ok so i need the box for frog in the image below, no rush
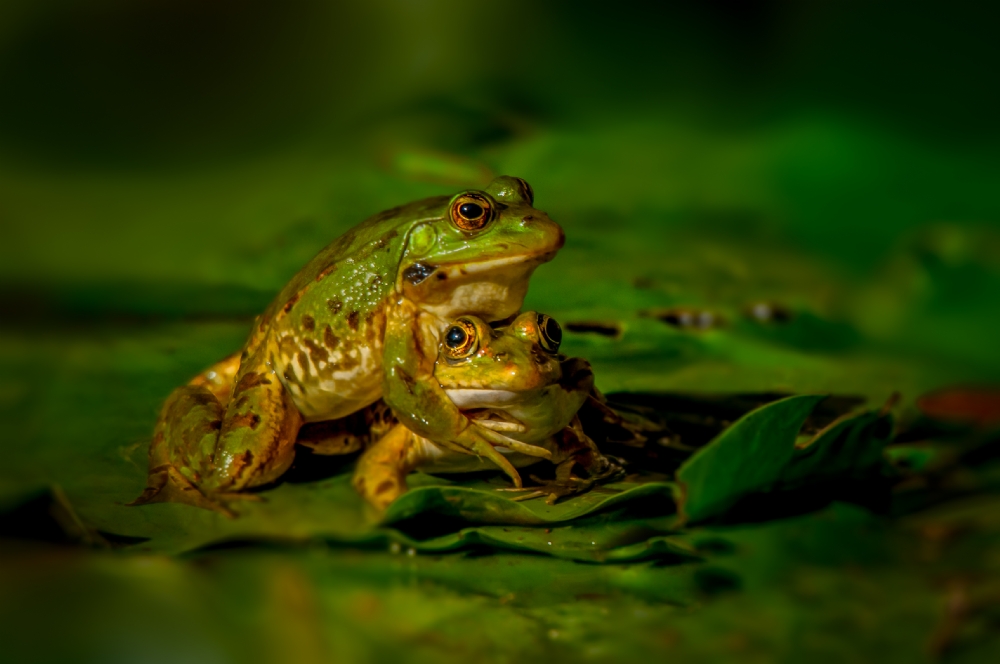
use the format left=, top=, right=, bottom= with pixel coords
left=129, top=176, right=564, bottom=515
left=352, top=311, right=621, bottom=510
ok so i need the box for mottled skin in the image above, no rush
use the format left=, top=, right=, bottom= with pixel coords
left=353, top=312, right=618, bottom=510
left=130, top=177, right=563, bottom=514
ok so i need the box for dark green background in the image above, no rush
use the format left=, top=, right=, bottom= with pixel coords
left=1, top=2, right=998, bottom=662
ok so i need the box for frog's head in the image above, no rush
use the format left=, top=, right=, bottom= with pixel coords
left=434, top=312, right=593, bottom=444
left=399, top=176, right=564, bottom=322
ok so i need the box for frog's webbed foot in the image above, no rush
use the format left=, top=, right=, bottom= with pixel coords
left=519, top=455, right=625, bottom=505
left=500, top=420, right=625, bottom=504
left=127, top=465, right=258, bottom=519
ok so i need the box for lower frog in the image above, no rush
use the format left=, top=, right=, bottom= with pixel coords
left=352, top=312, right=622, bottom=510
left=132, top=311, right=619, bottom=516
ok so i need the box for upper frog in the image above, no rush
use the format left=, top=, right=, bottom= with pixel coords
left=249, top=176, right=563, bottom=421
left=132, top=176, right=564, bottom=512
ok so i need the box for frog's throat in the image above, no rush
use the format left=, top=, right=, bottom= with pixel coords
left=444, top=388, right=522, bottom=408
left=403, top=250, right=555, bottom=321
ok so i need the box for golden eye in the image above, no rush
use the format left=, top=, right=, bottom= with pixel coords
left=450, top=193, right=493, bottom=231
left=537, top=314, right=562, bottom=353
left=443, top=318, right=479, bottom=358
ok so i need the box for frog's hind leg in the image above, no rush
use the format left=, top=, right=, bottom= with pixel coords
left=297, top=401, right=396, bottom=456
left=207, top=351, right=304, bottom=493
left=188, top=351, right=243, bottom=406
left=352, top=424, right=419, bottom=510
left=529, top=417, right=625, bottom=505
left=127, top=385, right=244, bottom=517
left=130, top=347, right=303, bottom=516
left=296, top=419, right=367, bottom=456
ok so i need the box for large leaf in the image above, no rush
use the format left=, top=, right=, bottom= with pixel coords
left=676, top=395, right=894, bottom=524
left=786, top=408, right=894, bottom=485
left=0, top=392, right=893, bottom=564
left=676, top=395, right=825, bottom=523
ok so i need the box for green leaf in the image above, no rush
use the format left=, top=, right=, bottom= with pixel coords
left=676, top=396, right=895, bottom=524
left=381, top=481, right=677, bottom=527
left=785, top=409, right=894, bottom=486
left=23, top=463, right=683, bottom=560
left=676, top=395, right=826, bottom=523
left=356, top=514, right=698, bottom=564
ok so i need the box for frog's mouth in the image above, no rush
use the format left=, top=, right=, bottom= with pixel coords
left=444, top=388, right=522, bottom=409
left=436, top=250, right=558, bottom=278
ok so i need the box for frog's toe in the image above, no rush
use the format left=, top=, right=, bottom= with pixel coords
left=474, top=419, right=527, bottom=434
left=588, top=455, right=627, bottom=483
left=127, top=486, right=165, bottom=508
left=473, top=424, right=553, bottom=460
left=215, top=492, right=265, bottom=503
left=127, top=465, right=238, bottom=518
left=526, top=456, right=625, bottom=504
left=462, top=432, right=524, bottom=488
left=126, top=464, right=171, bottom=506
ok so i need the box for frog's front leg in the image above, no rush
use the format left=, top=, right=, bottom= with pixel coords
left=381, top=303, right=551, bottom=488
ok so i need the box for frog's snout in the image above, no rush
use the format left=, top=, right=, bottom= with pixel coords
left=520, top=213, right=565, bottom=251
left=553, top=224, right=566, bottom=250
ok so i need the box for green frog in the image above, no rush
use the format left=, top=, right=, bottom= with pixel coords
left=130, top=177, right=564, bottom=514
left=352, top=312, right=620, bottom=510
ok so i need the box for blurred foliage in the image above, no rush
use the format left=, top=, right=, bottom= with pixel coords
left=1, top=1, right=999, bottom=662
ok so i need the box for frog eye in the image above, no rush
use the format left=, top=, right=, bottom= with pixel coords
left=450, top=193, right=493, bottom=231
left=443, top=318, right=479, bottom=359
left=537, top=314, right=562, bottom=354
